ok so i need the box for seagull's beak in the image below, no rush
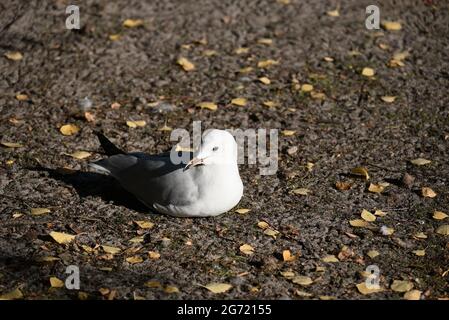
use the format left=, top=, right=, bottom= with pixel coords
left=183, top=157, right=204, bottom=171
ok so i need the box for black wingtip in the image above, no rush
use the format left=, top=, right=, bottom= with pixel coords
left=93, top=130, right=126, bottom=156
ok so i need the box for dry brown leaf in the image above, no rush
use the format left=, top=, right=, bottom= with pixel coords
left=382, top=21, right=402, bottom=31
left=231, top=97, right=247, bottom=106
left=258, top=77, right=271, bottom=85
left=422, top=187, right=437, bottom=198
left=404, top=290, right=421, bottom=300
left=436, top=225, right=449, bottom=236
left=381, top=96, right=396, bottom=103
left=351, top=167, right=370, bottom=180
left=322, top=255, right=339, bottom=263
left=129, top=235, right=144, bottom=243
left=235, top=208, right=250, bottom=214
left=292, top=188, right=310, bottom=196
left=1, top=141, right=23, bottom=148
left=291, top=276, right=313, bottom=286
left=123, top=19, right=144, bottom=28
left=49, top=231, right=76, bottom=244
left=111, top=102, right=121, bottom=109
left=414, top=232, right=427, bottom=239
left=368, top=183, right=385, bottom=193
left=164, top=286, right=179, bottom=294
left=280, top=270, right=295, bottom=278
left=257, top=59, right=278, bottom=68
left=410, top=158, right=431, bottom=165
left=126, top=120, right=146, bottom=128
left=60, top=124, right=80, bottom=136
left=235, top=47, right=249, bottom=54
left=50, top=277, right=64, bottom=288
left=391, top=280, right=413, bottom=292
left=239, top=244, right=254, bottom=255
left=326, top=9, right=340, bottom=17
left=102, top=245, right=121, bottom=254
left=374, top=210, right=387, bottom=217
left=301, top=84, right=314, bottom=92
left=239, top=67, right=253, bottom=73
left=362, top=67, right=375, bottom=77
left=336, top=181, right=351, bottom=191
left=109, top=34, right=121, bottom=41
left=361, top=209, right=376, bottom=222
left=257, top=221, right=269, bottom=229
left=263, top=101, right=277, bottom=108
left=31, top=207, right=51, bottom=216
left=350, top=219, right=369, bottom=228
left=177, top=57, right=195, bottom=71
left=16, top=94, right=28, bottom=101
left=65, top=151, right=91, bottom=160
left=198, top=101, right=217, bottom=111
left=367, top=250, right=380, bottom=258
left=145, top=281, right=161, bottom=288
left=356, top=282, right=384, bottom=295
left=134, top=220, right=154, bottom=229
left=203, top=50, right=217, bottom=56
left=412, top=249, right=426, bottom=257
left=323, top=56, right=334, bottom=62
left=203, top=283, right=232, bottom=293
left=257, top=38, right=273, bottom=45
left=5, top=51, right=23, bottom=61
left=282, top=250, right=296, bottom=262
left=433, top=211, right=448, bottom=220
left=310, top=91, right=326, bottom=100
left=148, top=251, right=160, bottom=260
left=282, top=130, right=296, bottom=136
left=0, top=288, right=23, bottom=300
left=263, top=228, right=280, bottom=238
left=126, top=256, right=143, bottom=264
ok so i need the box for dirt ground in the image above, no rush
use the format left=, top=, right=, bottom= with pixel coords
left=0, top=0, right=448, bottom=300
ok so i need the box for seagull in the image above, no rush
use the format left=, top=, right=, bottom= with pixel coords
left=90, top=129, right=244, bottom=217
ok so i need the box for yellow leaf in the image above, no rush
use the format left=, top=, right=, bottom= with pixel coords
left=258, top=77, right=271, bottom=84
left=134, top=220, right=155, bottom=229
left=60, top=124, right=80, bottom=136
left=282, top=130, right=296, bottom=136
left=239, top=66, right=253, bottom=73
left=15, top=94, right=28, bottom=101
left=367, top=250, right=379, bottom=258
left=177, top=57, right=195, bottom=71
left=31, top=208, right=51, bottom=216
left=410, top=158, right=431, bottom=165
left=433, top=211, right=448, bottom=220
left=351, top=167, right=370, bottom=180
left=49, top=231, right=76, bottom=244
left=404, top=290, right=421, bottom=300
left=292, top=188, right=310, bottom=195
left=280, top=270, right=295, bottom=278
left=306, top=162, right=314, bottom=171
left=12, top=213, right=23, bottom=219
left=292, top=276, right=313, bottom=286
left=361, top=209, right=376, bottom=222
left=231, top=97, right=247, bottom=106
left=381, top=96, right=396, bottom=103
left=301, top=84, right=314, bottom=92
left=203, top=283, right=232, bottom=293
left=235, top=208, right=250, bottom=214
left=50, top=277, right=64, bottom=288
left=323, top=56, right=334, bottom=62
left=129, top=235, right=144, bottom=243
left=123, top=19, right=144, bottom=28
left=126, top=120, right=146, bottom=128
left=203, top=50, right=217, bottom=56
left=356, top=283, right=384, bottom=295
left=109, top=34, right=121, bottom=41
left=422, top=187, right=437, bottom=198
left=350, top=219, right=369, bottom=227
left=436, top=225, right=449, bottom=236
left=263, top=101, right=277, bottom=108
left=198, top=101, right=217, bottom=111
left=0, top=288, right=23, bottom=300
left=102, top=245, right=121, bottom=254
left=257, top=59, right=278, bottom=68
left=264, top=228, right=280, bottom=238
left=257, top=38, right=273, bottom=45
left=126, top=255, right=143, bottom=264
left=239, top=244, right=254, bottom=255
left=145, top=281, right=161, bottom=288
left=310, top=91, right=326, bottom=100
left=368, top=183, right=385, bottom=193
left=65, top=151, right=91, bottom=159
left=148, top=251, right=160, bottom=259
left=391, top=280, right=413, bottom=292
left=322, top=255, right=339, bottom=263
left=362, top=67, right=375, bottom=77
left=326, top=9, right=339, bottom=17
left=282, top=250, right=295, bottom=262
left=412, top=249, right=425, bottom=257
left=319, top=295, right=336, bottom=300
left=235, top=47, right=249, bottom=54
left=378, top=43, right=389, bottom=50
left=382, top=21, right=402, bottom=31
left=164, top=286, right=179, bottom=294
left=1, top=141, right=23, bottom=148
left=257, top=221, right=269, bottom=229
left=374, top=210, right=387, bottom=217
left=414, top=232, right=427, bottom=239
left=5, top=51, right=23, bottom=61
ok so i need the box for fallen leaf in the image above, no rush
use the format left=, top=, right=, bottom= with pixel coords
left=382, top=21, right=402, bottom=31
left=323, top=56, right=334, bottom=62
left=235, top=208, right=250, bottom=214
left=381, top=96, right=396, bottom=103
left=391, top=280, right=413, bottom=292
left=164, top=286, right=179, bottom=294
left=350, top=219, right=370, bottom=228
left=5, top=51, right=23, bottom=61
left=336, top=181, right=352, bottom=191
left=50, top=277, right=64, bottom=288
left=129, top=235, right=144, bottom=243
left=65, top=151, right=91, bottom=160
left=145, top=281, right=161, bottom=288
left=203, top=50, right=217, bottom=56
left=280, top=271, right=295, bottom=278
left=412, top=249, right=426, bottom=257
left=239, top=66, right=253, bottom=73
left=126, top=120, right=146, bottom=128
left=31, top=208, right=51, bottom=216
left=404, top=290, right=421, bottom=300
left=378, top=43, right=389, bottom=50
left=134, top=220, right=154, bottom=229
left=292, top=188, right=310, bottom=195
left=257, top=38, right=273, bottom=45
left=109, top=34, right=121, bottom=41
left=433, top=211, right=448, bottom=220
left=263, top=101, right=277, bottom=108
left=322, top=255, right=339, bottom=263
left=231, top=98, right=247, bottom=106
left=356, top=283, right=383, bottom=295
left=12, top=212, right=23, bottom=219
left=111, top=102, right=121, bottom=109
left=414, top=232, right=427, bottom=239
left=282, top=130, right=296, bottom=136
left=351, top=167, right=370, bottom=180
left=84, top=111, right=95, bottom=122
left=292, top=276, right=313, bottom=286
left=326, top=9, right=340, bottom=17
left=49, top=231, right=76, bottom=244
left=319, top=295, right=336, bottom=300
left=380, top=225, right=395, bottom=236
left=282, top=250, right=295, bottom=262
left=306, top=162, right=314, bottom=171
left=257, top=221, right=269, bottom=229
left=38, top=256, right=61, bottom=262
left=239, top=244, right=254, bottom=255
left=102, top=245, right=121, bottom=254
left=148, top=251, right=160, bottom=259
left=177, top=57, right=195, bottom=71
left=126, top=256, right=143, bottom=264
left=310, top=91, right=326, bottom=100
left=123, top=19, right=144, bottom=28
left=1, top=142, right=23, bottom=148
left=361, top=209, right=376, bottom=222
left=374, top=210, right=387, bottom=217
left=257, top=59, right=278, bottom=68
left=367, top=250, right=380, bottom=258
left=235, top=47, right=249, bottom=54
left=15, top=94, right=28, bottom=101
left=60, top=124, right=80, bottom=136
left=0, top=288, right=23, bottom=300
left=368, top=183, right=385, bottom=193
left=203, top=283, right=232, bottom=293
left=410, top=158, right=431, bottom=166
left=436, top=225, right=449, bottom=236
left=301, top=84, right=313, bottom=92
left=422, top=187, right=437, bottom=198
left=198, top=101, right=217, bottom=111
left=258, top=77, right=271, bottom=85
left=264, top=228, right=280, bottom=238
left=362, top=67, right=375, bottom=77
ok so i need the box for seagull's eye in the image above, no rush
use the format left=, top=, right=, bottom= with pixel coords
left=212, top=146, right=219, bottom=152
